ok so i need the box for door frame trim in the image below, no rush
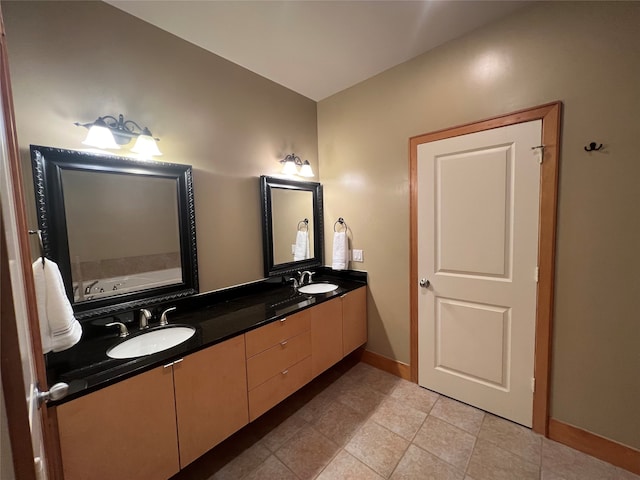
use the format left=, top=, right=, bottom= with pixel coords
left=409, top=101, right=562, bottom=434
left=1, top=7, right=63, bottom=478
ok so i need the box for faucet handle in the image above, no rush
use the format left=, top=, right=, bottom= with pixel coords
left=160, top=307, right=177, bottom=326
left=106, top=322, right=129, bottom=338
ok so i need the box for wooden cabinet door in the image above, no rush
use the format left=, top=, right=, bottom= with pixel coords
left=342, top=287, right=368, bottom=356
left=173, top=335, right=249, bottom=468
left=311, top=297, right=343, bottom=377
left=56, top=366, right=180, bottom=480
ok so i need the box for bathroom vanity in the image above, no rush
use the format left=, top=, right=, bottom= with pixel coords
left=30, top=146, right=366, bottom=479
left=50, top=272, right=367, bottom=480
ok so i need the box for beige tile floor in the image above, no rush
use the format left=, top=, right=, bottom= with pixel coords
left=172, top=359, right=639, bottom=480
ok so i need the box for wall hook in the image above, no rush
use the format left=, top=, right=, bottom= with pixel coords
left=584, top=142, right=603, bottom=152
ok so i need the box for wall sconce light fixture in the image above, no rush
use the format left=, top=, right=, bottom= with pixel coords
left=280, top=153, right=314, bottom=177
left=75, top=114, right=162, bottom=157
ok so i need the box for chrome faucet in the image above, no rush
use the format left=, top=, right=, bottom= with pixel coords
left=106, top=321, right=129, bottom=338
left=288, top=277, right=300, bottom=291
left=139, top=309, right=152, bottom=330
left=160, top=307, right=177, bottom=326
left=298, top=271, right=314, bottom=286
left=84, top=280, right=99, bottom=295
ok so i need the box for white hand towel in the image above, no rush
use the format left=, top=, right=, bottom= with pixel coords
left=293, top=230, right=309, bottom=261
left=32, top=258, right=82, bottom=353
left=332, top=231, right=348, bottom=270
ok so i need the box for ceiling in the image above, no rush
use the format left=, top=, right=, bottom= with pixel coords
left=106, top=1, right=529, bottom=101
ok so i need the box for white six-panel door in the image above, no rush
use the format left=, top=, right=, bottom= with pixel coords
left=417, top=120, right=541, bottom=427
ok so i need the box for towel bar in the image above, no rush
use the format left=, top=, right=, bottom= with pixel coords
left=297, top=218, right=309, bottom=231
left=334, top=217, right=348, bottom=232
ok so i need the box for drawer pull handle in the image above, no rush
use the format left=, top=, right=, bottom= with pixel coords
left=281, top=369, right=289, bottom=375
left=163, top=358, right=184, bottom=368
left=280, top=318, right=287, bottom=323
left=280, top=341, right=288, bottom=347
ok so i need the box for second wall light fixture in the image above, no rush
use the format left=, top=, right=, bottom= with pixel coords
left=75, top=114, right=162, bottom=158
left=280, top=153, right=314, bottom=177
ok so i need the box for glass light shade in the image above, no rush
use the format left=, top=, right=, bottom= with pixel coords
left=281, top=159, right=298, bottom=175
left=298, top=160, right=314, bottom=177
left=131, top=134, right=163, bottom=157
left=82, top=125, right=119, bottom=150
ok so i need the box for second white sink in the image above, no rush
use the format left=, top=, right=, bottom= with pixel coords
left=107, top=325, right=196, bottom=359
left=297, top=283, right=339, bottom=294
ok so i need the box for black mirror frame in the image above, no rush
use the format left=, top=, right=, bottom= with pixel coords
left=260, top=175, right=324, bottom=277
left=30, top=145, right=199, bottom=321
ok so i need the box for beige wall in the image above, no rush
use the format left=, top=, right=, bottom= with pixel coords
left=3, top=0, right=318, bottom=291
left=318, top=2, right=640, bottom=449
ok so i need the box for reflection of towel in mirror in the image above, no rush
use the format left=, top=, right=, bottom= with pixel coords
left=293, top=230, right=309, bottom=261
left=332, top=231, right=348, bottom=270
left=32, top=258, right=82, bottom=353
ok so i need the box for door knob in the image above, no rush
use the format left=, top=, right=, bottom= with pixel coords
left=36, top=382, right=69, bottom=406
left=419, top=278, right=430, bottom=288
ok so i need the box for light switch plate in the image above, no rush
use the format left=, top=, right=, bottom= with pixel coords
left=352, top=249, right=364, bottom=262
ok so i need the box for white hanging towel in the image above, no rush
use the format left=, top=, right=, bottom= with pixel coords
left=293, top=230, right=309, bottom=261
left=32, top=258, right=82, bottom=353
left=332, top=231, right=348, bottom=270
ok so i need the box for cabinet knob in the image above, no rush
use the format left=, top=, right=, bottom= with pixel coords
left=280, top=341, right=288, bottom=347
left=281, top=369, right=289, bottom=375
left=280, top=318, right=286, bottom=323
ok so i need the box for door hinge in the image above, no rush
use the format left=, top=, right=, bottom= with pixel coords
left=535, top=266, right=539, bottom=283
left=531, top=377, right=536, bottom=392
left=532, top=145, right=544, bottom=164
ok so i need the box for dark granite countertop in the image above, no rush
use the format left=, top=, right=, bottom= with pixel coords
left=46, top=269, right=367, bottom=405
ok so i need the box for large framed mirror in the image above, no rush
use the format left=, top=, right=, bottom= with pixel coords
left=260, top=176, right=324, bottom=277
left=31, top=145, right=198, bottom=320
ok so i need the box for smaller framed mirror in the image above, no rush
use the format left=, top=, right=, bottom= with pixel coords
left=260, top=176, right=324, bottom=277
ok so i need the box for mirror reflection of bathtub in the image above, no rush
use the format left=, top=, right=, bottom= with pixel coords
left=74, top=267, right=183, bottom=301
left=31, top=145, right=199, bottom=320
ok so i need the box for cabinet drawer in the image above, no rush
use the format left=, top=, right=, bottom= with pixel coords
left=247, top=330, right=311, bottom=390
left=248, top=356, right=312, bottom=421
left=245, top=308, right=311, bottom=357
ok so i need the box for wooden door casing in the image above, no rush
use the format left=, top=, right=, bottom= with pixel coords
left=409, top=102, right=562, bottom=434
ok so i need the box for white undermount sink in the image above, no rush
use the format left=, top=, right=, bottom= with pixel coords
left=107, top=325, right=196, bottom=359
left=297, top=283, right=339, bottom=294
